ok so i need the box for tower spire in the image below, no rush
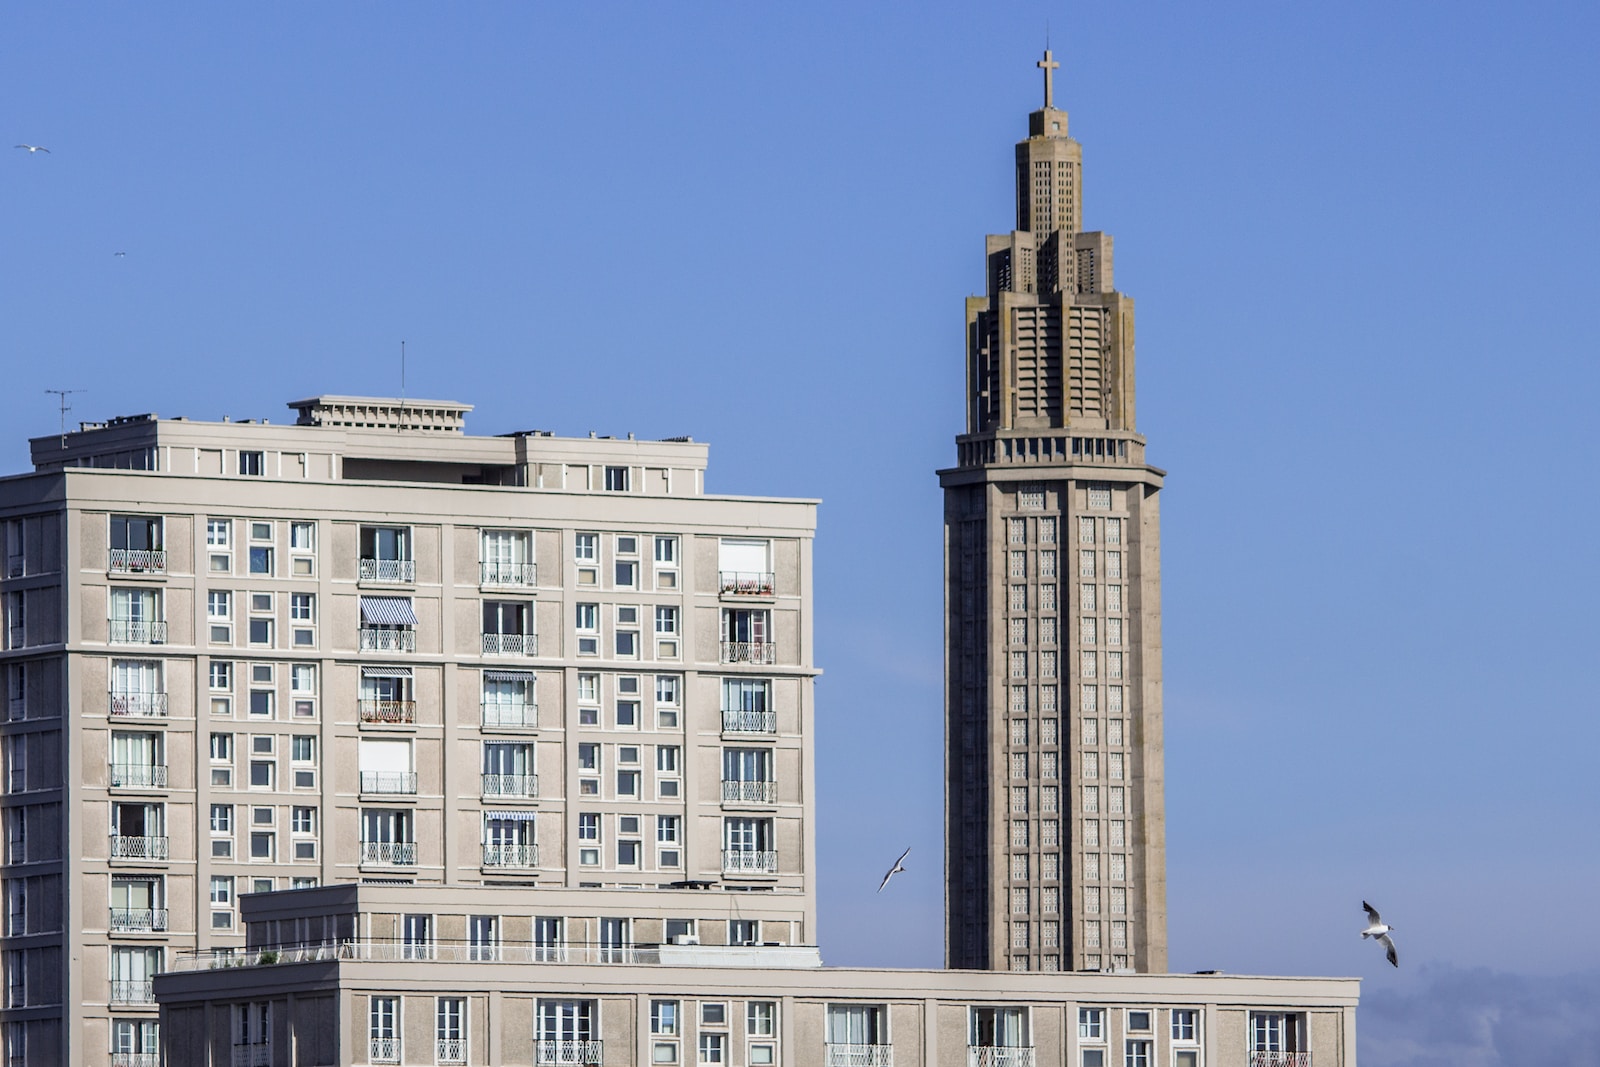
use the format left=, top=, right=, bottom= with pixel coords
left=1037, top=48, right=1060, bottom=109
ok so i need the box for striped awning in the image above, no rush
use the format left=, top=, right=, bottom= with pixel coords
left=361, top=666, right=413, bottom=679
left=483, top=810, right=538, bottom=822
left=360, top=597, right=417, bottom=625
left=483, top=670, right=535, bottom=683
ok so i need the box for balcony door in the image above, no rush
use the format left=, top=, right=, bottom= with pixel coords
left=537, top=999, right=595, bottom=1042
left=111, top=659, right=161, bottom=697
left=827, top=1004, right=887, bottom=1046
left=970, top=1007, right=1028, bottom=1048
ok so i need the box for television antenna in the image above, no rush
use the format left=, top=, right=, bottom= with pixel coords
left=44, top=388, right=85, bottom=449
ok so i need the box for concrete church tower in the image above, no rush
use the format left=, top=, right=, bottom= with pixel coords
left=940, top=51, right=1167, bottom=973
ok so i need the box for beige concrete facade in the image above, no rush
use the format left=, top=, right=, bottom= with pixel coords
left=941, top=57, right=1167, bottom=973
left=0, top=397, right=818, bottom=1066
left=153, top=884, right=1355, bottom=1067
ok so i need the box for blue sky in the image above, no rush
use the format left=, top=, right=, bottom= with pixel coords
left=5, top=3, right=1599, bottom=1061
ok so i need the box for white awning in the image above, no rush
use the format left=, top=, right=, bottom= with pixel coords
left=361, top=666, right=414, bottom=679
left=483, top=670, right=535, bottom=683
left=483, top=810, right=538, bottom=822
left=361, top=597, right=417, bottom=625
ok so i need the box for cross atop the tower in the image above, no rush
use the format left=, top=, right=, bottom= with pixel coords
left=1037, top=49, right=1060, bottom=109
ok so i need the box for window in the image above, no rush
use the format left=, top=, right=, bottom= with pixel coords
left=249, top=759, right=274, bottom=789
left=696, top=1033, right=725, bottom=1064
left=290, top=521, right=315, bottom=550
left=1171, top=1009, right=1198, bottom=1042
left=578, top=812, right=600, bottom=866
left=827, top=1004, right=887, bottom=1048
left=248, top=616, right=274, bottom=646
left=970, top=1006, right=1028, bottom=1050
left=238, top=451, right=264, bottom=476
left=721, top=609, right=771, bottom=662
left=207, top=518, right=232, bottom=572
left=249, top=831, right=274, bottom=860
left=359, top=526, right=413, bottom=582
left=536, top=1000, right=595, bottom=1054
left=370, top=996, right=399, bottom=1063
left=1127, top=1010, right=1151, bottom=1032
left=249, top=543, right=273, bottom=576
left=657, top=815, right=681, bottom=867
left=1250, top=1013, right=1304, bottom=1054
left=655, top=605, right=679, bottom=637
left=576, top=603, right=599, bottom=656
left=730, top=919, right=759, bottom=946
left=605, top=466, right=630, bottom=492
left=651, top=1000, right=680, bottom=1035
left=291, top=806, right=316, bottom=834
left=574, top=533, right=598, bottom=564
left=1123, top=1040, right=1151, bottom=1067
left=436, top=998, right=466, bottom=1064
left=654, top=535, right=678, bottom=564
left=468, top=915, right=499, bottom=961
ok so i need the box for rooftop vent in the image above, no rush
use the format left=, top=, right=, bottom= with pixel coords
left=287, top=395, right=473, bottom=433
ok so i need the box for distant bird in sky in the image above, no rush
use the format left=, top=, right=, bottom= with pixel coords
left=877, top=847, right=911, bottom=893
left=14, top=144, right=50, bottom=153
left=1360, top=901, right=1398, bottom=967
left=114, top=252, right=126, bottom=257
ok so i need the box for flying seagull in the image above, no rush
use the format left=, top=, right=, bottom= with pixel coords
left=14, top=144, right=50, bottom=153
left=877, top=847, right=911, bottom=893
left=1360, top=901, right=1398, bottom=967
left=114, top=252, right=126, bottom=257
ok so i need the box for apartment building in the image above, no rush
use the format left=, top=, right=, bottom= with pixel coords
left=153, top=883, right=1354, bottom=1067
left=941, top=52, right=1167, bottom=973
left=0, top=395, right=817, bottom=1067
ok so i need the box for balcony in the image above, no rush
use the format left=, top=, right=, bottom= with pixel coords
left=828, top=1045, right=894, bottom=1067
left=722, top=708, right=777, bottom=735
left=230, top=1046, right=271, bottom=1067
left=481, top=561, right=536, bottom=587
left=109, top=549, right=167, bottom=575
left=722, top=849, right=778, bottom=875
left=536, top=1040, right=603, bottom=1066
left=721, top=641, right=775, bottom=664
left=437, top=1038, right=467, bottom=1065
left=482, top=842, right=539, bottom=868
left=481, top=773, right=538, bottom=799
left=1249, top=1055, right=1311, bottom=1067
left=110, top=979, right=155, bottom=1005
left=483, top=632, right=537, bottom=656
left=722, top=779, right=778, bottom=805
left=720, top=571, right=775, bottom=596
left=110, top=692, right=169, bottom=718
left=359, top=558, right=415, bottom=583
left=967, top=1049, right=1035, bottom=1067
left=359, top=699, right=416, bottom=724
left=109, top=620, right=168, bottom=645
left=359, top=627, right=416, bottom=653
left=368, top=1038, right=400, bottom=1064
left=112, top=1055, right=161, bottom=1067
left=360, top=771, right=418, bottom=795
left=109, top=907, right=169, bottom=932
left=359, top=841, right=417, bottom=866
left=109, top=835, right=169, bottom=861
left=482, top=702, right=537, bottom=729
left=110, top=764, right=169, bottom=790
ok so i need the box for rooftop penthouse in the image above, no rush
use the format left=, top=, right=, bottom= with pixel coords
left=28, top=395, right=710, bottom=494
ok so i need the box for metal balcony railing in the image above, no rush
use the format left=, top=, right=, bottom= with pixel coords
left=359, top=699, right=416, bottom=724
left=110, top=764, right=169, bottom=789
left=482, top=632, right=537, bottom=655
left=481, top=772, right=538, bottom=798
left=722, top=779, right=778, bottom=804
left=719, top=571, right=775, bottom=596
left=112, top=1054, right=161, bottom=1067
left=359, top=558, right=415, bottom=583
left=721, top=641, right=775, bottom=664
left=359, top=841, right=417, bottom=866
left=110, top=692, right=168, bottom=717
left=368, top=1037, right=400, bottom=1064
left=536, top=1039, right=603, bottom=1065
left=360, top=771, right=418, bottom=795
left=481, top=843, right=539, bottom=868
left=1249, top=1054, right=1312, bottom=1067
left=230, top=1045, right=270, bottom=1067
left=721, top=849, right=778, bottom=875
left=109, top=979, right=155, bottom=1004
left=480, top=561, right=536, bottom=587
left=109, top=549, right=167, bottom=574
left=109, top=834, right=169, bottom=860
left=722, top=708, right=777, bottom=734
left=359, top=627, right=416, bottom=652
left=967, top=1048, right=1035, bottom=1067
left=109, top=620, right=168, bottom=644
left=828, top=1044, right=895, bottom=1067
left=436, top=1038, right=467, bottom=1065
left=482, top=701, right=537, bottom=729
left=109, top=907, right=169, bottom=932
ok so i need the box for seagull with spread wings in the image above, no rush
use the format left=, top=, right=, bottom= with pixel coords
left=14, top=144, right=50, bottom=154
left=877, top=847, right=911, bottom=893
left=1360, top=901, right=1398, bottom=967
